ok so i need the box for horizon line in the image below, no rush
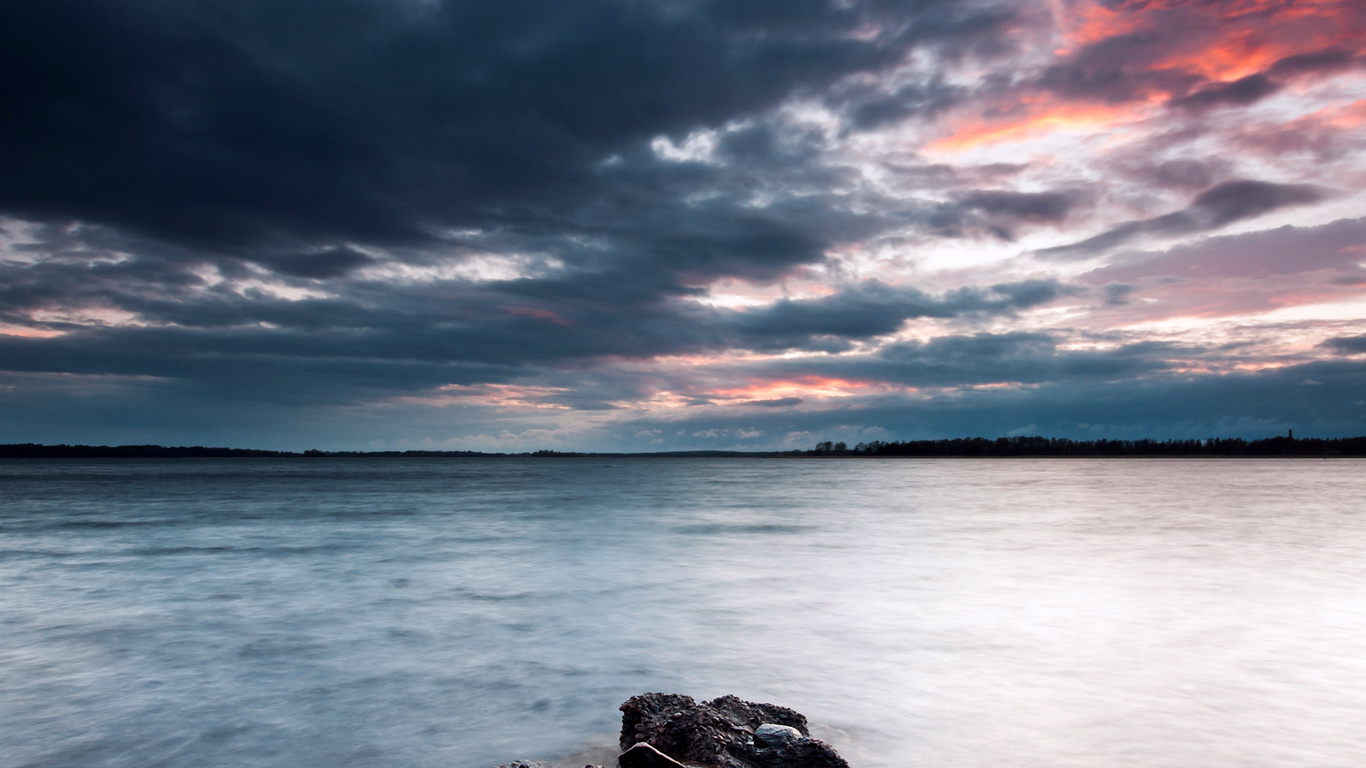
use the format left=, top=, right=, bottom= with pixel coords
left=4, top=434, right=1364, bottom=459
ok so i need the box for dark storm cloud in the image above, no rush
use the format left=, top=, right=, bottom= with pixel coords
left=0, top=0, right=1015, bottom=254
left=840, top=78, right=966, bottom=130
left=3, top=0, right=1362, bottom=452
left=1036, top=30, right=1201, bottom=104
left=0, top=188, right=1075, bottom=392
left=261, top=248, right=376, bottom=279
left=858, top=331, right=1175, bottom=386
left=1169, top=74, right=1279, bottom=111
left=960, top=190, right=1074, bottom=220
left=878, top=187, right=1084, bottom=241
left=0, top=125, right=1083, bottom=384
left=956, top=190, right=1075, bottom=239
left=1321, top=335, right=1366, bottom=355
left=1037, top=180, right=1328, bottom=259
left=0, top=248, right=1074, bottom=403
left=1194, top=180, right=1327, bottom=226
left=0, top=0, right=1100, bottom=387
left=745, top=397, right=804, bottom=408
left=721, top=278, right=1068, bottom=352
left=1268, top=48, right=1360, bottom=77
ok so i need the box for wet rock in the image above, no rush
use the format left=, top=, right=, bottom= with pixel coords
left=619, top=693, right=849, bottom=768
left=619, top=742, right=691, bottom=768
left=494, top=761, right=555, bottom=768
left=754, top=724, right=803, bottom=748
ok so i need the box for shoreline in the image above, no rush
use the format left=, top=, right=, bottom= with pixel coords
left=1, top=453, right=1360, bottom=460
left=4, top=434, right=1365, bottom=459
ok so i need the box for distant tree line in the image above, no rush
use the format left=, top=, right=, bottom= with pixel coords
left=0, top=444, right=491, bottom=459
left=0, top=444, right=298, bottom=458
left=805, top=435, right=1366, bottom=457
left=4, top=435, right=1366, bottom=459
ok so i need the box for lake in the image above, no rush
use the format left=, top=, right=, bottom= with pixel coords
left=2, top=458, right=1363, bottom=768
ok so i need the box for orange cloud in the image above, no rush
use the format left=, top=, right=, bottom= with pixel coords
left=1160, top=8, right=1360, bottom=82
left=1086, top=0, right=1364, bottom=82
left=708, top=375, right=898, bottom=402
left=927, top=97, right=1146, bottom=153
left=1317, top=98, right=1366, bottom=129
left=935, top=0, right=1365, bottom=154
left=1053, top=0, right=1144, bottom=54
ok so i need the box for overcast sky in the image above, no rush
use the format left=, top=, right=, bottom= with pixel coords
left=2, top=0, right=1365, bottom=451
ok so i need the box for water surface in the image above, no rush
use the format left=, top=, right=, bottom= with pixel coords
left=2, top=459, right=1363, bottom=768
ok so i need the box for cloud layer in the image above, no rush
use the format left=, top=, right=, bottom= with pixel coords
left=2, top=0, right=1365, bottom=449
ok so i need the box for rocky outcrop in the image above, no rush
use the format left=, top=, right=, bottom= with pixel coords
left=619, top=742, right=691, bottom=768
left=618, top=693, right=849, bottom=768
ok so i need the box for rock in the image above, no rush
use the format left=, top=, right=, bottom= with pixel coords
left=494, top=762, right=555, bottom=768
left=618, top=743, right=691, bottom=768
left=754, top=724, right=803, bottom=748
left=619, top=693, right=849, bottom=768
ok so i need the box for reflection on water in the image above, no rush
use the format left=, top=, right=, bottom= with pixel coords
left=1, top=459, right=1364, bottom=768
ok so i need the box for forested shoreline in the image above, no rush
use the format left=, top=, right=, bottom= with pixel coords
left=3, top=434, right=1365, bottom=458
left=802, top=434, right=1366, bottom=457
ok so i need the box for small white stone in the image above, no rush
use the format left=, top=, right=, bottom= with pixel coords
left=754, top=723, right=802, bottom=748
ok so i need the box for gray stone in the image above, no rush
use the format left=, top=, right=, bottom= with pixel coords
left=754, top=724, right=803, bottom=748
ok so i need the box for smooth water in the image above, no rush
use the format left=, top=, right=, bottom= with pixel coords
left=1, top=459, right=1364, bottom=768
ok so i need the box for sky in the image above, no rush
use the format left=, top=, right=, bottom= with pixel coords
left=2, top=0, right=1366, bottom=452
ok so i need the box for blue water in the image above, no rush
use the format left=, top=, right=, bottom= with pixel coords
left=2, top=459, right=1364, bottom=768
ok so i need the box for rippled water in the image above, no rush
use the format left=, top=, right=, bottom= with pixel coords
left=2, top=458, right=1364, bottom=768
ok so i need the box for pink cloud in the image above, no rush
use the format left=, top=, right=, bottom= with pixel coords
left=1084, top=217, right=1366, bottom=283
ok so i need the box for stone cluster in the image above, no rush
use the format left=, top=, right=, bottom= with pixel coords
left=618, top=693, right=849, bottom=768
left=496, top=693, right=850, bottom=768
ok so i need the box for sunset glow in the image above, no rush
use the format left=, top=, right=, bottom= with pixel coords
left=2, top=0, right=1365, bottom=449
left=926, top=99, right=1149, bottom=154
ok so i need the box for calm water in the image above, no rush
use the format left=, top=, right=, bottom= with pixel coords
left=1, top=459, right=1364, bottom=768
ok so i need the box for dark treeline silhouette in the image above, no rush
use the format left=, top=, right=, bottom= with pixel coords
left=0, top=444, right=748, bottom=459
left=0, top=444, right=297, bottom=459
left=3, top=435, right=1365, bottom=459
left=805, top=435, right=1366, bottom=457
left=0, top=444, right=488, bottom=459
